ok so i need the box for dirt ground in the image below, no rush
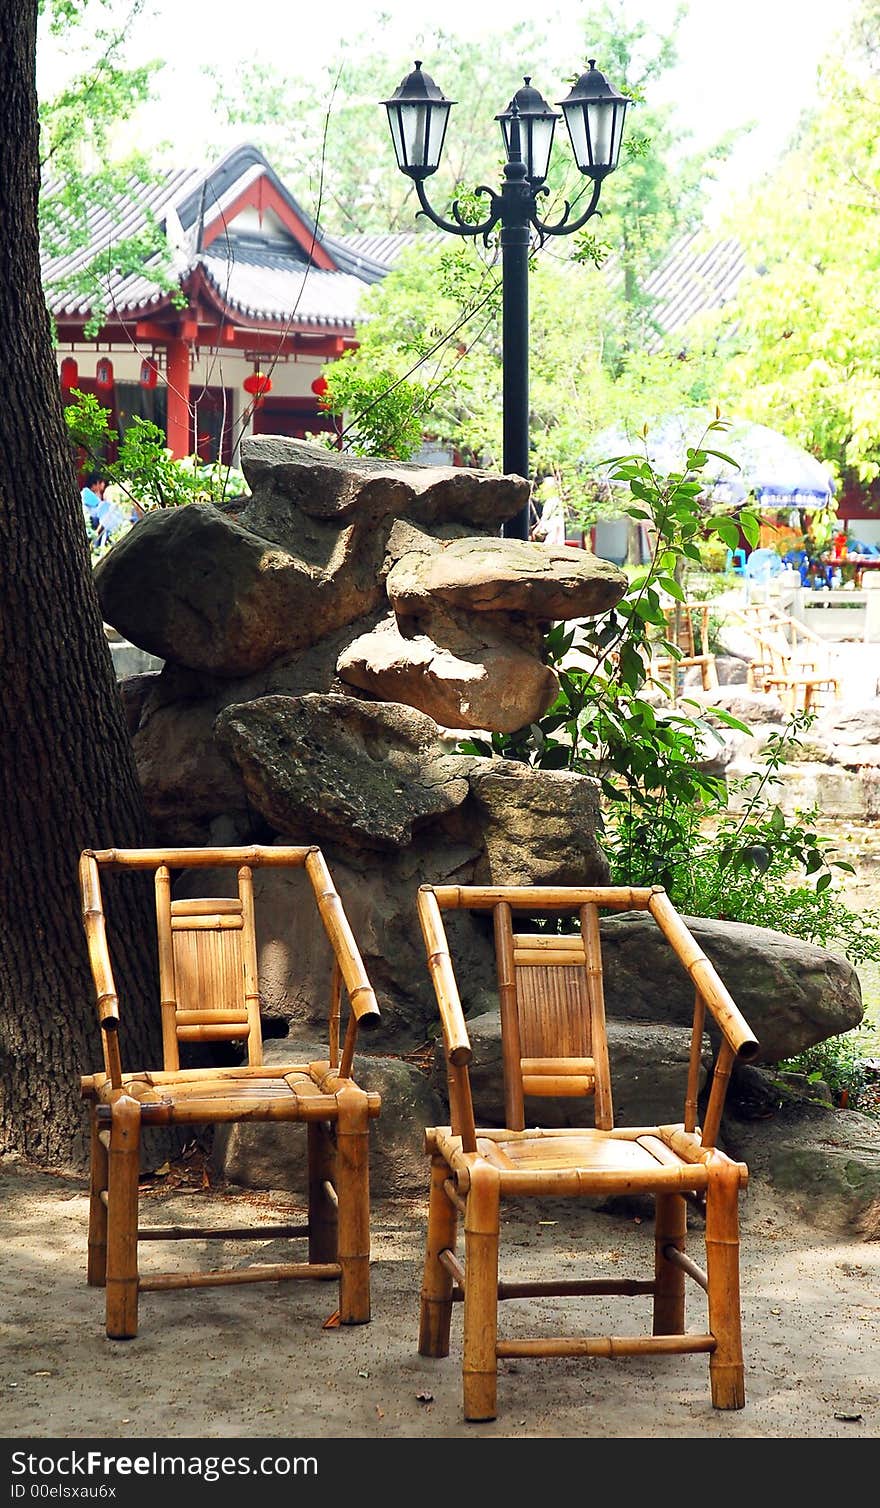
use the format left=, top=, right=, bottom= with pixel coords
left=1, top=1160, right=878, bottom=1441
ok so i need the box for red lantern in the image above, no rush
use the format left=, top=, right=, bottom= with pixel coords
left=59, top=356, right=79, bottom=390
left=311, top=375, right=328, bottom=397
left=139, top=358, right=159, bottom=390
left=95, top=357, right=114, bottom=390
left=243, top=371, right=273, bottom=398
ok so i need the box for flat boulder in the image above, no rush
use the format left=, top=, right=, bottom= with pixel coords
left=387, top=537, right=627, bottom=620
left=215, top=693, right=473, bottom=850
left=95, top=504, right=380, bottom=677
left=238, top=436, right=528, bottom=528
left=337, top=612, right=558, bottom=733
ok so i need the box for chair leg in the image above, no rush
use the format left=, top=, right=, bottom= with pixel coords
left=87, top=1107, right=108, bottom=1287
left=462, top=1163, right=501, bottom=1423
left=653, top=1192, right=687, bottom=1334
left=307, top=1120, right=338, bottom=1265
left=105, top=1095, right=141, bottom=1340
left=418, top=1154, right=459, bottom=1358
left=705, top=1162, right=745, bottom=1409
left=335, top=1087, right=371, bottom=1325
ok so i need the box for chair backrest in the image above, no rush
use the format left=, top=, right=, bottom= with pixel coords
left=418, top=883, right=759, bottom=1153
left=159, top=872, right=262, bottom=1071
left=492, top=900, right=613, bottom=1131
left=79, top=844, right=380, bottom=1087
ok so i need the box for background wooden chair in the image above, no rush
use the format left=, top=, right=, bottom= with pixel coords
left=79, top=844, right=381, bottom=1339
left=651, top=601, right=719, bottom=697
left=734, top=603, right=840, bottom=713
left=416, top=882, right=758, bottom=1422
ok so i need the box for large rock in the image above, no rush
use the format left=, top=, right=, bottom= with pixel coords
left=215, top=693, right=473, bottom=850
left=388, top=537, right=627, bottom=620
left=238, top=435, right=529, bottom=529
left=599, top=911, right=863, bottom=1063
left=132, top=698, right=250, bottom=839
left=464, top=762, right=610, bottom=885
left=337, top=611, right=558, bottom=733
left=808, top=700, right=880, bottom=768
left=722, top=1090, right=880, bottom=1237
left=95, top=504, right=381, bottom=677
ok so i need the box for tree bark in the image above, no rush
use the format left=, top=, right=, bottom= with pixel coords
left=0, top=0, right=161, bottom=1167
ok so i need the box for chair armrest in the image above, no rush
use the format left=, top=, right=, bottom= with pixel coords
left=417, top=887, right=472, bottom=1065
left=648, top=890, right=759, bottom=1062
left=305, top=849, right=380, bottom=1029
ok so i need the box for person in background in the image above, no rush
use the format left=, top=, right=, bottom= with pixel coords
left=529, top=476, right=567, bottom=546
left=80, top=470, right=133, bottom=547
left=80, top=470, right=107, bottom=537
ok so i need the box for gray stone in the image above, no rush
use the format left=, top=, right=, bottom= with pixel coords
left=117, top=671, right=161, bottom=738
left=465, top=762, right=610, bottom=885
left=212, top=1037, right=445, bottom=1198
left=337, top=611, right=558, bottom=733
left=133, top=698, right=250, bottom=840
left=238, top=435, right=529, bottom=528
left=216, top=693, right=473, bottom=851
left=599, top=911, right=864, bottom=1063
left=388, top=537, right=627, bottom=621
left=809, top=699, right=880, bottom=768
left=722, top=1095, right=880, bottom=1237
left=95, top=503, right=382, bottom=677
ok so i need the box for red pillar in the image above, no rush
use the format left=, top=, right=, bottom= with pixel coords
left=166, top=338, right=191, bottom=458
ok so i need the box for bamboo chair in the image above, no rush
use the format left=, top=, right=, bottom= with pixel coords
left=735, top=606, right=841, bottom=714
left=651, top=602, right=719, bottom=697
left=416, top=883, right=759, bottom=1422
left=79, top=844, right=381, bottom=1340
left=734, top=603, right=828, bottom=694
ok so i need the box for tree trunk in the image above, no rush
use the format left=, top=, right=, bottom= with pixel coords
left=0, top=0, right=161, bottom=1168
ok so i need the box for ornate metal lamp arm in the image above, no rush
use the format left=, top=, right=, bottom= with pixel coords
left=413, top=177, right=500, bottom=240
left=532, top=178, right=603, bottom=238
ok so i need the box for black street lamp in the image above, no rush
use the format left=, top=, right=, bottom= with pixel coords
left=383, top=59, right=631, bottom=539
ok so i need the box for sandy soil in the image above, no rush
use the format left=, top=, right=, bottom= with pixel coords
left=1, top=1161, right=878, bottom=1441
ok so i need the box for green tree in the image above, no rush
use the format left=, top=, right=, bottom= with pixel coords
left=209, top=21, right=556, bottom=236
left=710, top=1, right=880, bottom=484
left=38, top=0, right=177, bottom=335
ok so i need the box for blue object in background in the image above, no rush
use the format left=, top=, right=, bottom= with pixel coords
left=726, top=547, right=747, bottom=575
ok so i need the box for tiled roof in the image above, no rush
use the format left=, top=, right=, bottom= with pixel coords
left=638, top=229, right=747, bottom=345
left=331, top=230, right=447, bottom=268
left=42, top=145, right=376, bottom=330
left=200, top=246, right=369, bottom=324
left=336, top=226, right=748, bottom=345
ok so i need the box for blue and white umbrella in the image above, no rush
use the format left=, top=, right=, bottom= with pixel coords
left=584, top=410, right=836, bottom=510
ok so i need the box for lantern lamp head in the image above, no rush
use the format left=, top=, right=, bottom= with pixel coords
left=382, top=61, right=455, bottom=179
left=557, top=60, right=631, bottom=179
left=496, top=77, right=560, bottom=186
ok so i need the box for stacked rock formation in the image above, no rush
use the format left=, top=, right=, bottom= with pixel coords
left=96, top=437, right=626, bottom=1043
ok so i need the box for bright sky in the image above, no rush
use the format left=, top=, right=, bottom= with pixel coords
left=39, top=0, right=854, bottom=218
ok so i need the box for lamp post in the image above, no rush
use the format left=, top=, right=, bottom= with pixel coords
left=383, top=59, right=631, bottom=539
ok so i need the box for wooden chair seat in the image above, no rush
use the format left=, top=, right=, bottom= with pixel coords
left=78, top=844, right=381, bottom=1339
left=83, top=1062, right=383, bottom=1124
left=416, top=882, right=758, bottom=1423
